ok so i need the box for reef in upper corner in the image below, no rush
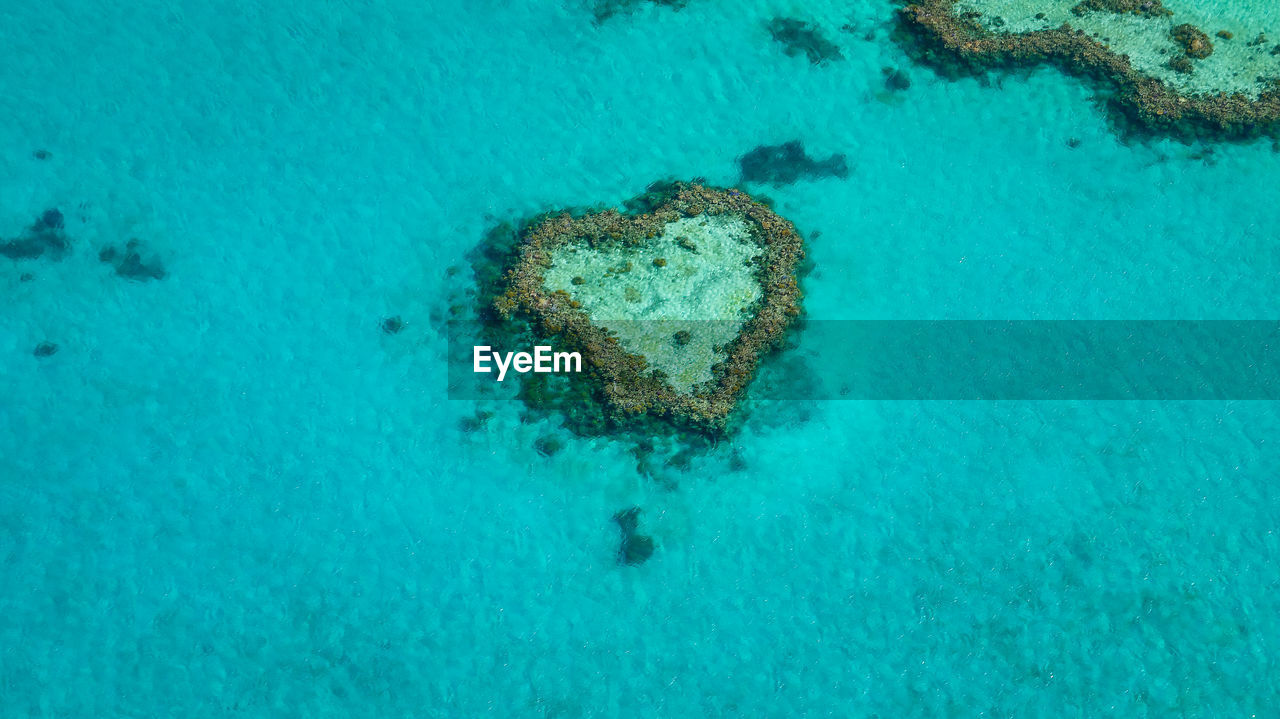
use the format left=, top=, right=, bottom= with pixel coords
left=897, top=0, right=1280, bottom=138
left=493, top=182, right=804, bottom=434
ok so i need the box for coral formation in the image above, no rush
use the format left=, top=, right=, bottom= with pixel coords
left=1170, top=23, right=1213, bottom=59
left=613, top=507, right=655, bottom=565
left=767, top=17, right=844, bottom=64
left=590, top=0, right=687, bottom=24
left=882, top=66, right=914, bottom=90
left=98, top=238, right=166, bottom=281
left=493, top=182, right=804, bottom=433
left=381, top=316, right=406, bottom=334
left=534, top=434, right=565, bottom=457
left=1071, top=0, right=1170, bottom=18
left=1, top=209, right=70, bottom=261
left=1168, top=55, right=1195, bottom=74
left=896, top=0, right=1280, bottom=139
left=739, top=141, right=849, bottom=185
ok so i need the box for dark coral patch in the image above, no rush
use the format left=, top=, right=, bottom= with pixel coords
left=458, top=409, right=494, bottom=433
left=99, top=238, right=166, bottom=281
left=883, top=66, right=913, bottom=91
left=38, top=209, right=64, bottom=231
left=116, top=251, right=167, bottom=281
left=381, top=316, right=407, bottom=334
left=1071, top=0, right=1171, bottom=18
left=1168, top=55, right=1195, bottom=74
left=590, top=0, right=687, bottom=24
left=739, top=141, right=849, bottom=185
left=1, top=209, right=71, bottom=261
left=613, top=507, right=656, bottom=565
left=534, top=434, right=565, bottom=457
left=768, top=17, right=844, bottom=64
left=1170, top=23, right=1214, bottom=59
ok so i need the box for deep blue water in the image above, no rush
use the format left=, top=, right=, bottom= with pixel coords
left=3, top=0, right=1279, bottom=716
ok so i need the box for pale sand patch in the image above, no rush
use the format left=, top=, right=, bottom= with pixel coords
left=543, top=214, right=763, bottom=392
left=955, top=0, right=1280, bottom=97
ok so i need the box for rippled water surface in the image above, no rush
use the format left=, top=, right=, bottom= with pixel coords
left=3, top=0, right=1279, bottom=715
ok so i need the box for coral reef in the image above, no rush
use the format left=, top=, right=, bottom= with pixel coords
left=1071, top=0, right=1170, bottom=18
left=739, top=141, right=849, bottom=185
left=590, top=0, right=687, bottom=24
left=896, top=0, right=1280, bottom=139
left=882, top=65, right=914, bottom=91
left=1170, top=23, right=1213, bottom=59
left=613, top=507, right=655, bottom=565
left=1, top=209, right=70, bottom=261
left=457, top=409, right=494, bottom=434
left=381, top=316, right=406, bottom=334
left=767, top=17, right=844, bottom=64
left=493, top=182, right=804, bottom=433
left=534, top=434, right=565, bottom=457
left=98, top=238, right=166, bottom=281
left=4, top=209, right=168, bottom=281
left=1168, top=55, right=1194, bottom=74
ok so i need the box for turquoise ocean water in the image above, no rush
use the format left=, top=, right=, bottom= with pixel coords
left=3, top=0, right=1279, bottom=715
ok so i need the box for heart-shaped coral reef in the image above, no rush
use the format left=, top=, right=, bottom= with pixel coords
left=496, top=182, right=804, bottom=431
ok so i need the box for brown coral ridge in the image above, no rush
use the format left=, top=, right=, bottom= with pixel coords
left=896, top=0, right=1280, bottom=140
left=1071, top=0, right=1170, bottom=18
left=494, top=182, right=804, bottom=434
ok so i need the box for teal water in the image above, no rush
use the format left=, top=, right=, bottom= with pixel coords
left=3, top=0, right=1279, bottom=716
